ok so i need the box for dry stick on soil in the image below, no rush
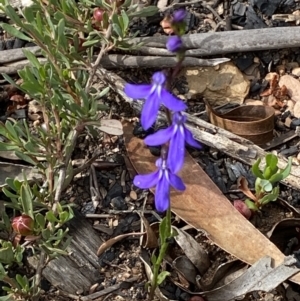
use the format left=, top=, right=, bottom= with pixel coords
left=98, top=68, right=300, bottom=190
left=0, top=55, right=230, bottom=74
left=130, top=26, right=300, bottom=56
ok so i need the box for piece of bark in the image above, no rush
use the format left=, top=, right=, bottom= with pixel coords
left=0, top=53, right=229, bottom=74
left=27, top=211, right=104, bottom=295
left=97, top=68, right=300, bottom=190
left=0, top=46, right=41, bottom=64
left=130, top=27, right=300, bottom=56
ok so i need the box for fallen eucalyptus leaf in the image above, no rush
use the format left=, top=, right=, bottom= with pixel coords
left=173, top=256, right=198, bottom=285
left=172, top=226, right=210, bottom=276
left=203, top=256, right=300, bottom=301
left=199, top=260, right=246, bottom=291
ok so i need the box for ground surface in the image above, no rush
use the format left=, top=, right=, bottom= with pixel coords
left=2, top=0, right=300, bottom=300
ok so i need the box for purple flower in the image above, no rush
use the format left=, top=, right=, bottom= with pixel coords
left=134, top=158, right=185, bottom=212
left=124, top=72, right=187, bottom=130
left=166, top=36, right=183, bottom=53
left=144, top=112, right=201, bottom=173
left=172, top=9, right=186, bottom=23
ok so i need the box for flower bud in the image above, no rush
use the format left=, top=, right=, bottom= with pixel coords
left=12, top=215, right=34, bottom=236
left=233, top=200, right=252, bottom=220
left=172, top=9, right=186, bottom=23
left=166, top=36, right=183, bottom=53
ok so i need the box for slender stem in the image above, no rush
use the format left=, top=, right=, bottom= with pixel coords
left=149, top=208, right=171, bottom=300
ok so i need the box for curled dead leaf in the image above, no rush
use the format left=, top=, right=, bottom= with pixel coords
left=97, top=232, right=144, bottom=256
left=237, top=177, right=257, bottom=202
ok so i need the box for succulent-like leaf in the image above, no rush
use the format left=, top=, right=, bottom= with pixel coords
left=251, top=158, right=264, bottom=179
left=245, top=199, right=258, bottom=211
left=265, top=154, right=278, bottom=172
left=258, top=187, right=279, bottom=205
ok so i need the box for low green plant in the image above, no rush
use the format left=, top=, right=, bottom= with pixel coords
left=0, top=0, right=158, bottom=299
left=239, top=154, right=292, bottom=212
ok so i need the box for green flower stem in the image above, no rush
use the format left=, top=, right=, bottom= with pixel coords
left=149, top=207, right=172, bottom=300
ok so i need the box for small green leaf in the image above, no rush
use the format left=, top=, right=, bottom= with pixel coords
left=15, top=151, right=37, bottom=166
left=35, top=213, right=46, bottom=228
left=0, top=142, right=20, bottom=151
left=82, top=39, right=100, bottom=47
left=259, top=179, right=273, bottom=192
left=151, top=254, right=157, bottom=266
left=259, top=186, right=279, bottom=205
left=20, top=184, right=33, bottom=219
left=251, top=158, right=264, bottom=179
left=46, top=211, right=59, bottom=223
left=263, top=166, right=272, bottom=180
left=0, top=242, right=14, bottom=265
left=121, top=10, right=129, bottom=31
left=157, top=271, right=170, bottom=285
left=265, top=154, right=278, bottom=172
left=16, top=274, right=28, bottom=289
left=0, top=24, right=32, bottom=42
left=245, top=199, right=258, bottom=211
left=41, top=228, right=51, bottom=240
left=22, top=49, right=41, bottom=69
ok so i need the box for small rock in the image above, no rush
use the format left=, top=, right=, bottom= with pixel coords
left=244, top=99, right=264, bottom=106
left=279, top=74, right=300, bottom=102
left=130, top=190, right=137, bottom=200
left=111, top=196, right=128, bottom=210
left=292, top=67, right=300, bottom=77
left=181, top=62, right=250, bottom=106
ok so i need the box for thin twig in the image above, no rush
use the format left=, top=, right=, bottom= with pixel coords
left=85, top=6, right=115, bottom=92
left=31, top=251, right=46, bottom=301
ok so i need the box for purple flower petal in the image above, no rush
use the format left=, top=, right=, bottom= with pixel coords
left=144, top=125, right=175, bottom=146
left=168, top=173, right=186, bottom=191
left=155, top=173, right=170, bottom=212
left=168, top=128, right=185, bottom=173
left=184, top=128, right=202, bottom=149
left=161, top=89, right=187, bottom=112
left=133, top=170, right=160, bottom=189
left=124, top=84, right=152, bottom=99
left=152, top=72, right=166, bottom=86
left=140, top=92, right=160, bottom=130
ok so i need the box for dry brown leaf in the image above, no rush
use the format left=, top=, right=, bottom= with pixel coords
left=99, top=119, right=123, bottom=136
left=203, top=256, right=300, bottom=301
left=122, top=122, right=300, bottom=285
left=237, top=177, right=257, bottom=201
left=173, top=226, right=210, bottom=275
left=97, top=232, right=144, bottom=256
left=139, top=215, right=159, bottom=249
